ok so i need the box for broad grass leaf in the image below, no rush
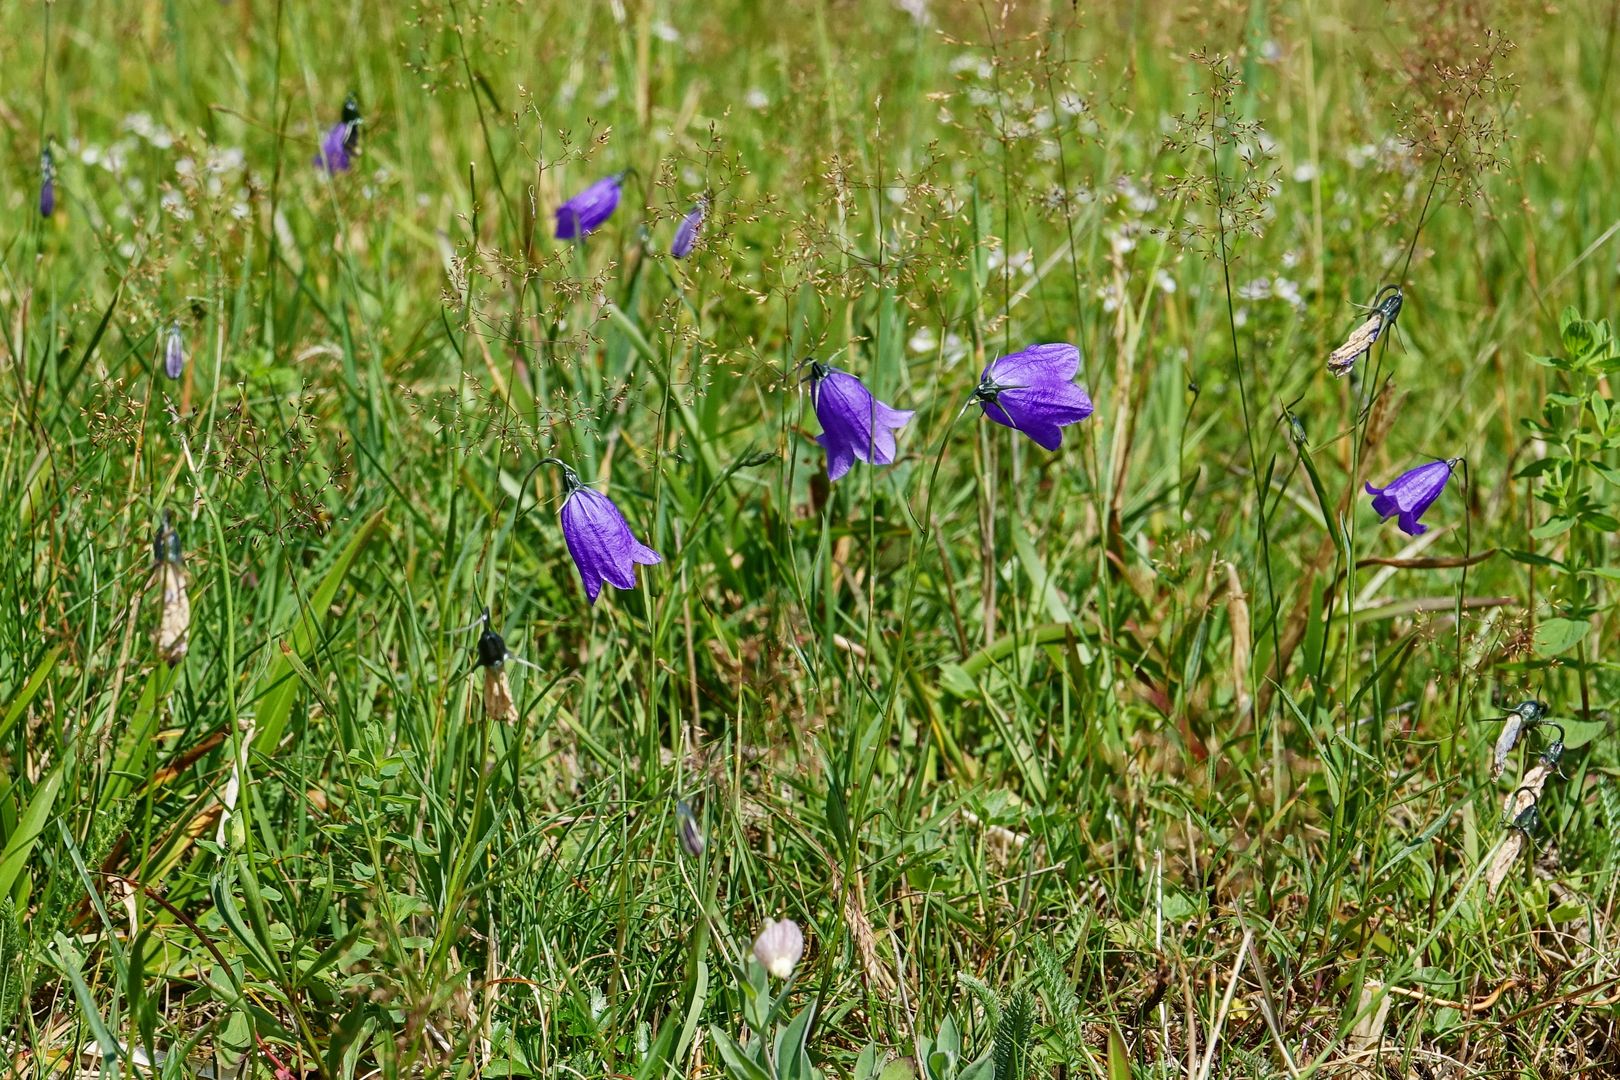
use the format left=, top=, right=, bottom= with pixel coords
left=1533, top=617, right=1588, bottom=657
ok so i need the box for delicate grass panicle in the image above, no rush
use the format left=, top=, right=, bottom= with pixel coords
left=3, top=1, right=1618, bottom=1076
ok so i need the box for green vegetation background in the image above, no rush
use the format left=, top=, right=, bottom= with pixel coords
left=2, top=0, right=1618, bottom=1075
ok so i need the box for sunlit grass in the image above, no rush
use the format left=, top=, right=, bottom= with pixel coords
left=1, top=1, right=1617, bottom=1076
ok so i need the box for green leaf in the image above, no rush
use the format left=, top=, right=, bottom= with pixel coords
left=879, top=1058, right=920, bottom=1080
left=252, top=508, right=386, bottom=754
left=1530, top=517, right=1575, bottom=540
left=1504, top=548, right=1564, bottom=569
left=776, top=1001, right=819, bottom=1080
left=0, top=761, right=64, bottom=901
left=1106, top=1027, right=1132, bottom=1080
left=709, top=1026, right=772, bottom=1080
left=1534, top=617, right=1589, bottom=658
left=0, top=646, right=60, bottom=746
left=1558, top=717, right=1607, bottom=749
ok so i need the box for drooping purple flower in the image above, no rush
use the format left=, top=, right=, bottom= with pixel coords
left=163, top=322, right=186, bottom=379
left=314, top=94, right=362, bottom=173
left=555, top=463, right=661, bottom=603
left=808, top=362, right=915, bottom=482
left=555, top=173, right=624, bottom=241
left=1364, top=458, right=1459, bottom=537
left=974, top=342, right=1094, bottom=451
left=671, top=198, right=705, bottom=258
left=39, top=147, right=56, bottom=218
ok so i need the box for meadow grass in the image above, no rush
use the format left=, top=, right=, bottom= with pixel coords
left=2, top=0, right=1619, bottom=1076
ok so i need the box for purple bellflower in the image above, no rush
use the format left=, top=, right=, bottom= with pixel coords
left=550, top=460, right=661, bottom=603
left=808, top=361, right=915, bottom=482
left=671, top=198, right=706, bottom=258
left=39, top=147, right=56, bottom=218
left=973, top=342, right=1094, bottom=451
left=164, top=322, right=186, bottom=379
left=314, top=94, right=362, bottom=174
left=1365, top=458, right=1459, bottom=536
left=555, top=173, right=624, bottom=241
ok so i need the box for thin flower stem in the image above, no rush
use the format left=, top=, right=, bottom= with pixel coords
left=1207, top=99, right=1283, bottom=735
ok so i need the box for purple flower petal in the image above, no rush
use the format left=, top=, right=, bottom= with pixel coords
left=980, top=380, right=1094, bottom=451
left=810, top=365, right=914, bottom=482
left=1364, top=459, right=1456, bottom=537
left=164, top=323, right=186, bottom=379
left=555, top=174, right=624, bottom=241
left=980, top=342, right=1080, bottom=388
left=39, top=148, right=56, bottom=218
left=560, top=486, right=661, bottom=604
left=975, top=342, right=1093, bottom=450
left=671, top=199, right=705, bottom=258
left=315, top=121, right=355, bottom=173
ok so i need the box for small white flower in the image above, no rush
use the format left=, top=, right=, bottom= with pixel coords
left=895, top=0, right=931, bottom=25
left=1292, top=162, right=1319, bottom=183
left=1346, top=143, right=1378, bottom=170
left=651, top=19, right=680, bottom=42
left=752, top=918, right=804, bottom=980
left=744, top=88, right=770, bottom=110
left=1237, top=277, right=1272, bottom=302
left=909, top=328, right=938, bottom=354
left=1056, top=92, right=1087, bottom=116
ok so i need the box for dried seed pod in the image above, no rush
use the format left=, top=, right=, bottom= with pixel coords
left=1485, top=829, right=1526, bottom=899
left=473, top=609, right=520, bottom=723
left=482, top=666, right=515, bottom=724
left=153, top=514, right=190, bottom=665
left=1327, top=285, right=1402, bottom=377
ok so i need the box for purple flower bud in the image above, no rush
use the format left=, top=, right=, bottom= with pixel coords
left=809, top=362, right=915, bottom=482
left=974, top=343, right=1094, bottom=451
left=1364, top=458, right=1459, bottom=537
left=671, top=198, right=705, bottom=258
left=39, top=147, right=56, bottom=218
left=752, top=918, right=804, bottom=979
left=556, top=467, right=661, bottom=603
left=164, top=323, right=186, bottom=379
left=555, top=173, right=624, bottom=241
left=675, top=800, right=704, bottom=857
left=314, top=95, right=362, bottom=174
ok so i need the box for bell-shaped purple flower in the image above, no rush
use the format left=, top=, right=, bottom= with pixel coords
left=39, top=147, right=56, bottom=218
left=808, top=362, right=915, bottom=482
left=1364, top=458, right=1459, bottom=537
left=163, top=322, right=186, bottom=379
left=556, top=464, right=661, bottom=603
left=974, top=342, right=1093, bottom=451
left=555, top=173, right=624, bottom=241
left=671, top=199, right=705, bottom=258
left=314, top=94, right=362, bottom=174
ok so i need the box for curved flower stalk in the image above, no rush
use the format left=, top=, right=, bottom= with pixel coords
left=555, top=173, right=624, bottom=240
left=807, top=361, right=914, bottom=482
left=1364, top=458, right=1459, bottom=536
left=545, top=460, right=661, bottom=603
left=671, top=198, right=706, bottom=258
left=973, top=342, right=1094, bottom=450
